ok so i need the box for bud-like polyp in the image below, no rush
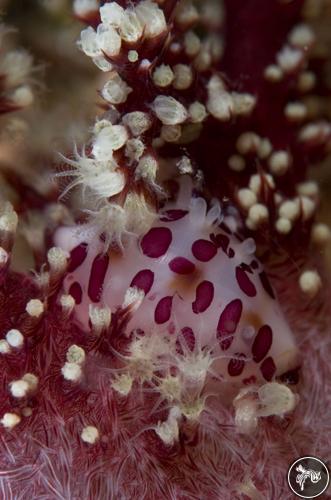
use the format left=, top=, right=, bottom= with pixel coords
left=26, top=299, right=44, bottom=318
left=6, top=328, right=24, bottom=348
left=89, top=304, right=111, bottom=333
left=153, top=95, right=188, bottom=125
left=1, top=412, right=21, bottom=429
left=66, top=345, right=86, bottom=365
left=61, top=362, right=82, bottom=382
left=81, top=425, right=99, bottom=444
left=47, top=247, right=69, bottom=272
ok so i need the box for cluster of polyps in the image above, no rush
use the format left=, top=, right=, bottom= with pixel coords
left=0, top=25, right=34, bottom=114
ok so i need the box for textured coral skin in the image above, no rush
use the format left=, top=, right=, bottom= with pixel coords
left=0, top=1, right=331, bottom=499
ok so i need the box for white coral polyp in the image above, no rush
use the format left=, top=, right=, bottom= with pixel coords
left=119, top=9, right=143, bottom=43
left=135, top=0, right=167, bottom=38
left=78, top=26, right=101, bottom=58
left=101, top=73, right=132, bottom=105
left=153, top=95, right=188, bottom=125
left=96, top=23, right=122, bottom=58
left=100, top=3, right=125, bottom=26
left=92, top=124, right=128, bottom=161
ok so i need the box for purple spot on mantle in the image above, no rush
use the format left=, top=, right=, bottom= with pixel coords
left=130, top=269, right=154, bottom=294
left=155, top=296, right=173, bottom=324
left=252, top=325, right=273, bottom=363
left=260, top=356, right=276, bottom=381
left=160, top=210, right=188, bottom=222
left=169, top=257, right=196, bottom=275
left=191, top=239, right=217, bottom=262
left=236, top=266, right=257, bottom=297
left=217, top=298, right=243, bottom=350
left=228, top=353, right=246, bottom=376
left=88, top=253, right=109, bottom=302
left=140, top=227, right=172, bottom=258
left=192, top=281, right=214, bottom=314
left=68, top=243, right=88, bottom=272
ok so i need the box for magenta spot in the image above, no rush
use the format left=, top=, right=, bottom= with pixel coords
left=217, top=298, right=243, bottom=350
left=160, top=210, right=188, bottom=222
left=169, top=257, right=196, bottom=275
left=130, top=269, right=154, bottom=294
left=260, top=356, right=276, bottom=381
left=259, top=271, right=275, bottom=299
left=88, top=253, right=109, bottom=302
left=180, top=327, right=195, bottom=352
left=243, top=375, right=257, bottom=385
left=69, top=282, right=82, bottom=304
left=240, top=263, right=253, bottom=274
left=191, top=239, right=217, bottom=262
left=192, top=281, right=214, bottom=314
left=228, top=353, right=246, bottom=376
left=235, top=267, right=257, bottom=297
left=210, top=233, right=229, bottom=253
left=252, top=325, right=273, bottom=363
left=68, top=243, right=88, bottom=272
left=228, top=248, right=235, bottom=258
left=279, top=367, right=300, bottom=385
left=140, top=227, right=172, bottom=258
left=155, top=296, right=173, bottom=324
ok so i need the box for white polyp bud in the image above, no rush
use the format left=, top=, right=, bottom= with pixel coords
left=175, top=0, right=199, bottom=26
left=122, top=111, right=151, bottom=137
left=1, top=50, right=33, bottom=87
left=10, top=86, right=33, bottom=108
left=10, top=379, right=29, bottom=398
left=135, top=0, right=167, bottom=38
left=128, top=50, right=139, bottom=62
left=101, top=73, right=132, bottom=104
left=248, top=173, right=275, bottom=194
left=155, top=413, right=179, bottom=446
left=184, top=31, right=201, bottom=57
left=152, top=65, right=174, bottom=87
left=78, top=26, right=101, bottom=57
left=111, top=373, right=133, bottom=396
left=22, top=373, right=38, bottom=392
left=228, top=154, right=245, bottom=172
left=160, top=124, right=182, bottom=143
left=81, top=425, right=99, bottom=444
left=119, top=8, right=143, bottom=43
left=47, top=247, right=69, bottom=272
left=284, top=102, right=307, bottom=122
left=268, top=150, right=291, bottom=176
left=125, top=138, right=145, bottom=163
left=0, top=203, right=18, bottom=233
left=276, top=46, right=303, bottom=73
left=67, top=345, right=86, bottom=365
left=100, top=2, right=124, bottom=26
left=299, top=270, right=322, bottom=297
left=26, top=299, right=44, bottom=318
left=73, top=0, right=98, bottom=17
left=1, top=412, right=21, bottom=429
left=0, top=340, right=10, bottom=354
left=237, top=188, right=257, bottom=210
left=122, top=286, right=145, bottom=312
left=298, top=71, right=316, bottom=92
left=6, top=329, right=24, bottom=348
left=257, top=383, right=298, bottom=417
left=300, top=196, right=316, bottom=220
left=289, top=24, right=315, bottom=49
left=136, top=155, right=158, bottom=182
left=188, top=101, right=207, bottom=123
left=89, top=305, right=111, bottom=332
left=312, top=223, right=331, bottom=246
left=297, top=181, right=319, bottom=198
left=0, top=247, right=8, bottom=266
left=153, top=96, right=188, bottom=125
left=194, top=44, right=212, bottom=72
left=177, top=156, right=193, bottom=174
left=61, top=362, right=82, bottom=382
left=172, top=64, right=193, bottom=90
left=231, top=93, right=256, bottom=116
left=96, top=23, right=122, bottom=58
left=207, top=75, right=233, bottom=121
left=275, top=217, right=292, bottom=234
left=279, top=199, right=300, bottom=221
left=60, top=294, right=75, bottom=312
left=299, top=122, right=331, bottom=143
left=264, top=64, right=283, bottom=82
left=257, top=138, right=272, bottom=159
left=92, top=55, right=113, bottom=72
left=247, top=204, right=269, bottom=229
left=236, top=132, right=261, bottom=155
left=22, top=407, right=33, bottom=417
left=92, top=124, right=128, bottom=160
